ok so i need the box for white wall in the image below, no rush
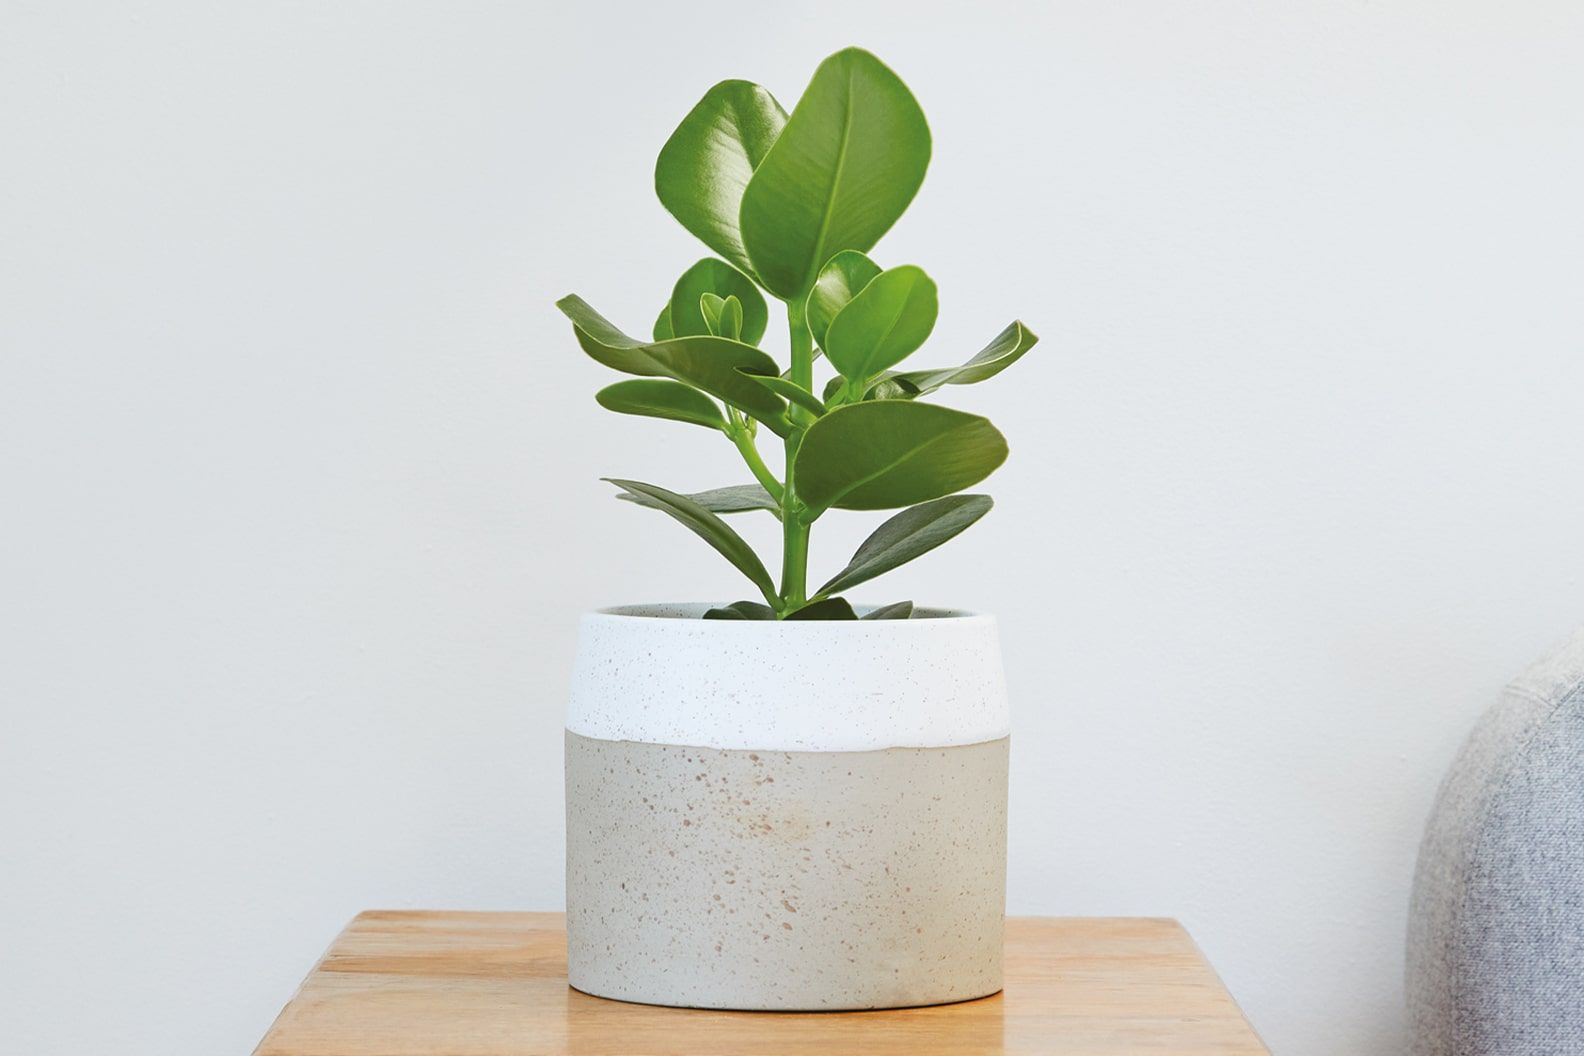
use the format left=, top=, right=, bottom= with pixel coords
left=4, top=2, right=1582, bottom=1052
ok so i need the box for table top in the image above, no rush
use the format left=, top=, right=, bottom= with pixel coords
left=253, top=911, right=1268, bottom=1055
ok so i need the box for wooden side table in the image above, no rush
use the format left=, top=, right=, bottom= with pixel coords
left=253, top=911, right=1268, bottom=1055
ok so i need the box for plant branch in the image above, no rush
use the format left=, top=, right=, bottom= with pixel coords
left=726, top=414, right=783, bottom=502
left=779, top=301, right=815, bottom=609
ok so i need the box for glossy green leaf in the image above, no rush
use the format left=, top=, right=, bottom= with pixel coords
left=817, top=495, right=992, bottom=595
left=824, top=265, right=937, bottom=383
left=793, top=401, right=1007, bottom=514
left=655, top=81, right=787, bottom=278
left=871, top=321, right=1040, bottom=399
left=700, top=293, right=727, bottom=334
left=653, top=304, right=675, bottom=341
left=595, top=380, right=724, bottom=430
left=617, top=482, right=779, bottom=516
left=806, top=250, right=882, bottom=348
left=605, top=479, right=777, bottom=604
left=703, top=600, right=778, bottom=620
left=700, top=294, right=744, bottom=341
left=739, top=49, right=930, bottom=297
left=860, top=600, right=914, bottom=620
left=558, top=295, right=791, bottom=436
left=784, top=597, right=857, bottom=620
left=670, top=259, right=766, bottom=343
left=739, top=370, right=825, bottom=416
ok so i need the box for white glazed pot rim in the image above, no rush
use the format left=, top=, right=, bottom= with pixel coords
left=568, top=602, right=1008, bottom=752
left=590, top=601, right=990, bottom=622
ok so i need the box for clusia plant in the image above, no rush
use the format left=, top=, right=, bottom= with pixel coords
left=557, top=47, right=1038, bottom=619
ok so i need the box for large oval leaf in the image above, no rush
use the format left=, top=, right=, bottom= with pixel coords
left=655, top=81, right=787, bottom=279
left=793, top=401, right=1007, bottom=514
left=817, top=494, right=992, bottom=596
left=872, top=320, right=1040, bottom=398
left=823, top=265, right=937, bottom=383
left=669, top=258, right=767, bottom=344
left=558, top=295, right=791, bottom=436
left=616, top=482, right=779, bottom=516
left=605, top=479, right=777, bottom=605
left=806, top=250, right=882, bottom=348
left=595, top=380, right=724, bottom=430
left=739, top=49, right=930, bottom=297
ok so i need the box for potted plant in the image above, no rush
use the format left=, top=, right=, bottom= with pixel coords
left=558, top=46, right=1038, bottom=1011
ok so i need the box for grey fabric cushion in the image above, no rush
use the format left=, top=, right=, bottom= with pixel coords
left=1407, top=629, right=1584, bottom=1055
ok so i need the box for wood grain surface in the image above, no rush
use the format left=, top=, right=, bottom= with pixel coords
left=253, top=911, right=1268, bottom=1055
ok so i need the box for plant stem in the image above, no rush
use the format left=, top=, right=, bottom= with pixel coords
left=727, top=417, right=783, bottom=502
left=779, top=301, right=814, bottom=610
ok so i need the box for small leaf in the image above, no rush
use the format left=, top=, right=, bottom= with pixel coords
left=605, top=479, right=777, bottom=605
left=655, top=80, right=787, bottom=278
left=823, top=373, right=921, bottom=405
left=861, top=601, right=914, bottom=620
left=793, top=401, right=1007, bottom=514
left=740, top=49, right=931, bottom=297
left=739, top=370, right=826, bottom=417
left=595, top=380, right=725, bottom=431
left=617, top=482, right=780, bottom=516
left=558, top=295, right=791, bottom=436
left=700, top=293, right=726, bottom=334
left=824, top=265, right=938, bottom=383
left=703, top=600, right=778, bottom=620
left=653, top=305, right=675, bottom=342
left=817, top=495, right=992, bottom=596
left=784, top=597, right=858, bottom=620
left=701, top=294, right=744, bottom=341
left=807, top=250, right=882, bottom=348
left=669, top=258, right=766, bottom=343
left=871, top=321, right=1040, bottom=398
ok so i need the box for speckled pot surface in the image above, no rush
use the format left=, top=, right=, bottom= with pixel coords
left=564, top=604, right=1010, bottom=1011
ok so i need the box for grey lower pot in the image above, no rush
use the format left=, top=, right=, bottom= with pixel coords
left=564, top=604, right=1010, bottom=1011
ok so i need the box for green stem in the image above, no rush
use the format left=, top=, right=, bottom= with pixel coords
left=779, top=301, right=814, bottom=611
left=727, top=417, right=783, bottom=502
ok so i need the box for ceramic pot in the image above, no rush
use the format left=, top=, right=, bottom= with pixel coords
left=564, top=603, right=1009, bottom=1011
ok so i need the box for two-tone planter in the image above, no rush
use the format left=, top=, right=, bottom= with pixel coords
left=565, top=603, right=1009, bottom=1010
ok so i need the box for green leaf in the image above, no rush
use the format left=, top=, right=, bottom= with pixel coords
left=861, top=600, right=914, bottom=620
left=793, top=401, right=1007, bottom=514
left=738, top=370, right=825, bottom=416
left=823, top=265, right=937, bottom=383
left=605, top=479, right=777, bottom=605
left=655, top=80, right=788, bottom=278
left=703, top=600, right=778, bottom=620
left=739, top=48, right=931, bottom=297
left=617, top=482, right=780, bottom=516
left=784, top=597, right=857, bottom=620
left=595, top=380, right=725, bottom=431
left=821, top=375, right=847, bottom=404
left=653, top=304, right=675, bottom=341
left=700, top=294, right=744, bottom=341
left=558, top=295, right=791, bottom=436
left=872, top=321, right=1040, bottom=399
left=670, top=259, right=766, bottom=343
left=806, top=250, right=882, bottom=348
left=817, top=495, right=992, bottom=595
